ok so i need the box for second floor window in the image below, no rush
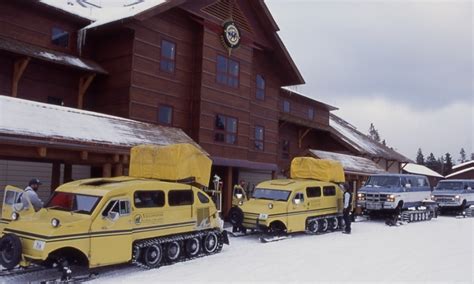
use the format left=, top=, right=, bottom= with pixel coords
left=283, top=100, right=290, bottom=113
left=160, top=40, right=176, bottom=73
left=255, top=126, right=264, bottom=151
left=217, top=55, right=239, bottom=88
left=256, top=74, right=265, bottom=100
left=51, top=27, right=69, bottom=48
left=157, top=105, right=173, bottom=125
left=215, top=114, right=237, bottom=144
left=308, top=107, right=315, bottom=120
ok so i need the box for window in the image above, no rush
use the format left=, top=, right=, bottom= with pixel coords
left=160, top=40, right=176, bottom=73
left=215, top=114, right=237, bottom=144
left=306, top=187, right=322, bottom=198
left=134, top=191, right=165, bottom=208
left=197, top=192, right=210, bottom=204
left=283, top=100, right=290, bottom=113
left=51, top=27, right=69, bottom=48
left=157, top=105, right=173, bottom=125
left=308, top=107, right=314, bottom=120
left=47, top=96, right=64, bottom=106
left=102, top=200, right=130, bottom=217
left=323, top=186, right=336, bottom=196
left=281, top=139, right=290, bottom=159
left=217, top=55, right=239, bottom=88
left=256, top=74, right=265, bottom=100
left=294, top=192, right=305, bottom=202
left=4, top=191, right=21, bottom=205
left=255, top=126, right=264, bottom=151
left=169, top=190, right=194, bottom=206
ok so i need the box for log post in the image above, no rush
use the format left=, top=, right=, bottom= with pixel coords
left=51, top=162, right=61, bottom=193
left=64, top=164, right=73, bottom=183
left=78, top=73, right=96, bottom=109
left=102, top=163, right=112, bottom=177
left=11, top=57, right=30, bottom=97
left=114, top=163, right=124, bottom=177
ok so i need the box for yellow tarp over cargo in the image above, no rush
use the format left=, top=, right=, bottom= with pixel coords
left=290, top=157, right=345, bottom=183
left=129, top=143, right=212, bottom=187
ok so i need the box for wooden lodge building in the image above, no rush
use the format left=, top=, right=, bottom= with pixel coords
left=0, top=0, right=410, bottom=215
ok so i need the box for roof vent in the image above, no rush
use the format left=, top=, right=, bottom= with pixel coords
left=202, top=0, right=253, bottom=33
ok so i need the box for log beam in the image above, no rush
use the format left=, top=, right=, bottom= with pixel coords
left=12, top=57, right=30, bottom=97
left=37, top=147, right=47, bottom=157
left=78, top=73, right=96, bottom=109
left=298, top=128, right=311, bottom=148
left=103, top=163, right=112, bottom=177
left=80, top=151, right=88, bottom=161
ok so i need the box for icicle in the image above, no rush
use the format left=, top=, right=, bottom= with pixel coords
left=77, top=28, right=87, bottom=56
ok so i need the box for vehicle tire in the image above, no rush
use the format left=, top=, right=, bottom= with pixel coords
left=319, top=219, right=329, bottom=232
left=0, top=234, right=22, bottom=270
left=306, top=219, right=319, bottom=234
left=202, top=232, right=219, bottom=254
left=143, top=244, right=163, bottom=268
left=185, top=237, right=201, bottom=257
left=338, top=217, right=345, bottom=229
left=409, top=213, right=414, bottom=223
left=329, top=217, right=339, bottom=230
left=228, top=207, right=244, bottom=227
left=165, top=241, right=181, bottom=262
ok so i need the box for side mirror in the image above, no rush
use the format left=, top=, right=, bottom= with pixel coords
left=235, top=193, right=243, bottom=199
left=405, top=184, right=412, bottom=189
left=107, top=211, right=119, bottom=222
left=467, top=187, right=472, bottom=190
left=294, top=198, right=302, bottom=205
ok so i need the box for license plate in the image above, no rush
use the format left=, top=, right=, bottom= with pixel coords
left=366, top=203, right=382, bottom=210
left=33, top=240, right=45, bottom=251
left=258, top=213, right=268, bottom=220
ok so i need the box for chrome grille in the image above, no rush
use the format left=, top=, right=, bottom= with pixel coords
left=365, top=193, right=388, bottom=202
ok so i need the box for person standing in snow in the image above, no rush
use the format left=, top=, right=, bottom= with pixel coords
left=342, top=182, right=352, bottom=234
left=22, top=178, right=44, bottom=212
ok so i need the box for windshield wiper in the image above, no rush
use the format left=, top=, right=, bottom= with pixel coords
left=71, top=209, right=89, bottom=215
left=45, top=206, right=64, bottom=211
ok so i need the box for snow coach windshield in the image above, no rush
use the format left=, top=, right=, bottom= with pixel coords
left=435, top=181, right=464, bottom=190
left=252, top=188, right=291, bottom=201
left=45, top=192, right=102, bottom=214
left=365, top=176, right=400, bottom=188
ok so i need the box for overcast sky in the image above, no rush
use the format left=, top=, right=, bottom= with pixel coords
left=266, top=0, right=473, bottom=162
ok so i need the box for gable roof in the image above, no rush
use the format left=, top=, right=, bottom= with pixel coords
left=402, top=163, right=444, bottom=178
left=452, top=160, right=474, bottom=170
left=446, top=167, right=474, bottom=179
left=329, top=114, right=412, bottom=163
left=308, top=149, right=386, bottom=176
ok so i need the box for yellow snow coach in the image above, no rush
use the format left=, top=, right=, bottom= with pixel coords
left=0, top=144, right=228, bottom=280
left=228, top=157, right=345, bottom=241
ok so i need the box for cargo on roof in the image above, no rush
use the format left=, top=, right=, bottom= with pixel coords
left=290, top=157, right=345, bottom=183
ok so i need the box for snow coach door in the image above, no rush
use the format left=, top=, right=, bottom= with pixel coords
left=287, top=191, right=308, bottom=232
left=1, top=185, right=34, bottom=222
left=89, top=198, right=132, bottom=267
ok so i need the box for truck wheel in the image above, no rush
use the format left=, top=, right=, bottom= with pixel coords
left=0, top=234, right=22, bottom=270
left=143, top=244, right=163, bottom=268
left=228, top=207, right=244, bottom=227
left=329, top=217, right=339, bottom=230
left=306, top=220, right=319, bottom=234
left=319, top=219, right=329, bottom=232
left=203, top=232, right=219, bottom=254
left=165, top=241, right=181, bottom=262
left=185, top=238, right=201, bottom=257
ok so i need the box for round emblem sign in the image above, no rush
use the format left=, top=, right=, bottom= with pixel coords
left=222, top=21, right=241, bottom=49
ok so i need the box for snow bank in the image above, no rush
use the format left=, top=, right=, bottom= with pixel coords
left=93, top=217, right=473, bottom=283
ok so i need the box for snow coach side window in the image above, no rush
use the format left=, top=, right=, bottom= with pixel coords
left=306, top=187, right=321, bottom=198
left=323, top=186, right=336, bottom=196
left=134, top=191, right=165, bottom=208
left=169, top=190, right=194, bottom=206
left=197, top=192, right=210, bottom=204
left=4, top=191, right=20, bottom=205
left=102, top=200, right=119, bottom=217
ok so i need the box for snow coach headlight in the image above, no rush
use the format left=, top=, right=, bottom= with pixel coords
left=357, top=193, right=365, bottom=201
left=11, top=212, right=19, bottom=221
left=386, top=195, right=396, bottom=202
left=51, top=218, right=60, bottom=228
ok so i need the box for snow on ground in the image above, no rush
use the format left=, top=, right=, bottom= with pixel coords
left=93, top=217, right=473, bottom=283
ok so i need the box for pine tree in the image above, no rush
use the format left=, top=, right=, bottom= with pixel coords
left=425, top=153, right=438, bottom=172
left=416, top=148, right=425, bottom=165
left=437, top=156, right=444, bottom=175
left=444, top=153, right=453, bottom=176
left=368, top=123, right=381, bottom=142
left=459, top=148, right=466, bottom=163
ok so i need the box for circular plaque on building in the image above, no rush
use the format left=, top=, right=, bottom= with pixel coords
left=222, top=21, right=241, bottom=49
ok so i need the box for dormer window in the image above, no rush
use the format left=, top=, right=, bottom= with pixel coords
left=51, top=27, right=69, bottom=48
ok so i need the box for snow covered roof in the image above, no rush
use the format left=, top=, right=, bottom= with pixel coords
left=0, top=95, right=200, bottom=152
left=281, top=87, right=338, bottom=111
left=402, top=163, right=444, bottom=178
left=445, top=167, right=474, bottom=179
left=39, top=0, right=172, bottom=30
left=308, top=149, right=386, bottom=176
left=0, top=36, right=106, bottom=74
left=329, top=114, right=412, bottom=163
left=452, top=160, right=474, bottom=170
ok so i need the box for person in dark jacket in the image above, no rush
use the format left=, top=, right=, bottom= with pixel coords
left=342, top=182, right=353, bottom=234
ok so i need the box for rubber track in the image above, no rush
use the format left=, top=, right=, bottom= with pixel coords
left=132, top=229, right=225, bottom=269
left=305, top=214, right=344, bottom=235
left=400, top=210, right=434, bottom=223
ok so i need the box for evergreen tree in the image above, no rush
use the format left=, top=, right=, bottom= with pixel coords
left=444, top=153, right=453, bottom=176
left=437, top=156, right=444, bottom=175
left=459, top=148, right=466, bottom=163
left=425, top=153, right=438, bottom=172
left=368, top=123, right=381, bottom=142
left=416, top=148, right=425, bottom=165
